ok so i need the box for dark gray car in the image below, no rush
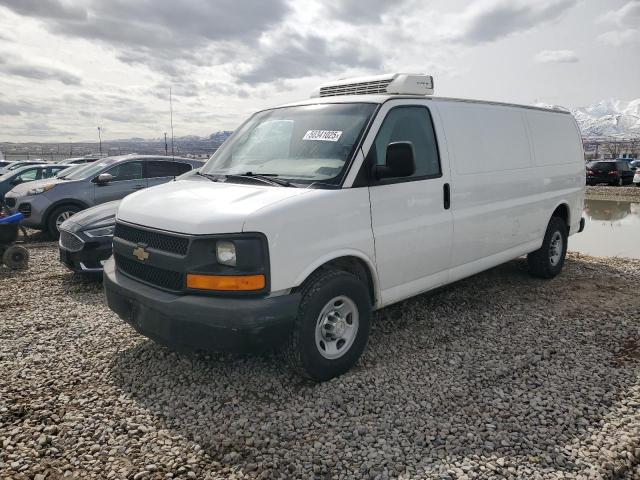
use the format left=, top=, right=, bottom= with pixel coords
left=4, top=155, right=203, bottom=236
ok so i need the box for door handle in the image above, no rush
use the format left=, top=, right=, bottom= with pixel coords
left=133, top=185, right=145, bottom=190
left=443, top=183, right=450, bottom=210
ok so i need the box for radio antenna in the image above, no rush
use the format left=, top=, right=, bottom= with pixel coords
left=170, top=87, right=175, bottom=159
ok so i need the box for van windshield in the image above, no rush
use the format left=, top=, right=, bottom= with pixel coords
left=201, top=103, right=377, bottom=185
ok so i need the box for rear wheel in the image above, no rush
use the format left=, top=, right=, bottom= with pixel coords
left=2, top=245, right=29, bottom=270
left=47, top=205, right=81, bottom=238
left=527, top=216, right=568, bottom=279
left=285, top=269, right=371, bottom=381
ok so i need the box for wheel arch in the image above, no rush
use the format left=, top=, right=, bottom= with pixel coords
left=292, top=251, right=379, bottom=306
left=550, top=201, right=570, bottom=229
left=43, top=199, right=90, bottom=226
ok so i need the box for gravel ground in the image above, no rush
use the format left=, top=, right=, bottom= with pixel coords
left=586, top=185, right=640, bottom=202
left=1, top=244, right=640, bottom=480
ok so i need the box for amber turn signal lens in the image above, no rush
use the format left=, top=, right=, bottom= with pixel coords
left=186, top=273, right=265, bottom=291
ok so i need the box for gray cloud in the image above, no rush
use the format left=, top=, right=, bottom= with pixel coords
left=237, top=34, right=382, bottom=84
left=4, top=63, right=81, bottom=85
left=328, top=0, right=401, bottom=24
left=0, top=98, right=53, bottom=116
left=0, top=0, right=86, bottom=20
left=451, top=0, right=577, bottom=44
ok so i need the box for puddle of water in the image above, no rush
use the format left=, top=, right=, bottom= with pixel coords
left=569, top=198, right=640, bottom=258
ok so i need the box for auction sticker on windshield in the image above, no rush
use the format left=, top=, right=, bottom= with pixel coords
left=303, top=130, right=343, bottom=142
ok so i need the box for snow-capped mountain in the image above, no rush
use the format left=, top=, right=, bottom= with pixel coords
left=572, top=98, right=640, bottom=138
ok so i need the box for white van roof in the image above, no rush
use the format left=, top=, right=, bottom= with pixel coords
left=288, top=73, right=571, bottom=115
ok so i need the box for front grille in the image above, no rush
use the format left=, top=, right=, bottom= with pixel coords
left=114, top=223, right=189, bottom=255
left=59, top=230, right=84, bottom=252
left=18, top=203, right=31, bottom=217
left=115, top=253, right=184, bottom=291
left=4, top=198, right=16, bottom=208
left=319, top=79, right=393, bottom=97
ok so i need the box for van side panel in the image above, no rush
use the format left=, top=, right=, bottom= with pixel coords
left=435, top=101, right=539, bottom=270
left=243, top=188, right=377, bottom=297
left=524, top=110, right=585, bottom=235
left=435, top=100, right=584, bottom=283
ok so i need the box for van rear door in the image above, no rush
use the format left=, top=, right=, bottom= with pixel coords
left=366, top=101, right=453, bottom=306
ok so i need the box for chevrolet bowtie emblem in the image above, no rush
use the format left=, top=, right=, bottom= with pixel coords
left=132, top=245, right=149, bottom=261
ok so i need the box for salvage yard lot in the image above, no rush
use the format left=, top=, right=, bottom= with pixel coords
left=1, top=244, right=640, bottom=479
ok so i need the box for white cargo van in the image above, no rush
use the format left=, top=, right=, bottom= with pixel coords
left=104, top=74, right=585, bottom=380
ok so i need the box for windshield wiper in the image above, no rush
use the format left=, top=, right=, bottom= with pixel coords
left=229, top=172, right=293, bottom=187
left=198, top=171, right=294, bottom=187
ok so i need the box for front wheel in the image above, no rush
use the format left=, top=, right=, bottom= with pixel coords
left=2, top=245, right=29, bottom=270
left=285, top=269, right=371, bottom=381
left=47, top=205, right=81, bottom=238
left=527, top=216, right=568, bottom=279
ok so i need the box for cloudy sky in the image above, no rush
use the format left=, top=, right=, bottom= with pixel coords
left=0, top=0, right=638, bottom=142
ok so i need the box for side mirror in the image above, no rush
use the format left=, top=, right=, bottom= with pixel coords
left=10, top=178, right=22, bottom=186
left=372, top=142, right=416, bottom=180
left=96, top=173, right=113, bottom=185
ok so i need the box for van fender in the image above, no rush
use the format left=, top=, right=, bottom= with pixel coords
left=293, top=249, right=380, bottom=305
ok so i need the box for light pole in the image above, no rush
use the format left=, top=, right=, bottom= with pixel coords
left=164, top=132, right=168, bottom=156
left=97, top=126, right=102, bottom=154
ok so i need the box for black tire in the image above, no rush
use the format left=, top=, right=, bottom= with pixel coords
left=46, top=205, right=81, bottom=238
left=527, top=216, right=568, bottom=279
left=285, top=269, right=371, bottom=381
left=2, top=245, right=29, bottom=270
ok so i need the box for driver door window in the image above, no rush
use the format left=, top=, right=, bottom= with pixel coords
left=372, top=106, right=441, bottom=181
left=94, top=161, right=146, bottom=204
left=105, top=161, right=143, bottom=181
left=15, top=168, right=40, bottom=183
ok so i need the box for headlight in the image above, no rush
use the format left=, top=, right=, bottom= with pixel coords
left=84, top=225, right=115, bottom=238
left=26, top=184, right=56, bottom=196
left=216, top=240, right=236, bottom=266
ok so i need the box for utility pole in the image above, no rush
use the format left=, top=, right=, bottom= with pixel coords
left=170, top=87, right=175, bottom=158
left=164, top=132, right=168, bottom=156
left=97, top=126, right=102, bottom=154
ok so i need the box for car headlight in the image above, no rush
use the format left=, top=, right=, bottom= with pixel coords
left=26, top=184, right=56, bottom=196
left=84, top=225, right=115, bottom=238
left=216, top=240, right=236, bottom=266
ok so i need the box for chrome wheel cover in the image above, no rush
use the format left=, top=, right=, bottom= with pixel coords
left=315, top=295, right=359, bottom=360
left=549, top=231, right=563, bottom=266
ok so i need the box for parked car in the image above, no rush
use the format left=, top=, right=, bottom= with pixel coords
left=1, top=164, right=71, bottom=201
left=0, top=160, right=46, bottom=174
left=0, top=161, right=14, bottom=169
left=58, top=167, right=201, bottom=274
left=586, top=160, right=634, bottom=186
left=58, top=200, right=119, bottom=274
left=4, top=155, right=203, bottom=237
left=103, top=73, right=586, bottom=381
left=634, top=167, right=640, bottom=187
left=629, top=159, right=640, bottom=173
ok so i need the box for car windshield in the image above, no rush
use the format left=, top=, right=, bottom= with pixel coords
left=201, top=103, right=377, bottom=185
left=62, top=159, right=114, bottom=180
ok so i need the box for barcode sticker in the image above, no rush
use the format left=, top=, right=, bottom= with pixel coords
left=303, top=130, right=343, bottom=142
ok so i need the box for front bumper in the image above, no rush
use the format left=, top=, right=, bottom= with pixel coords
left=59, top=238, right=113, bottom=273
left=4, top=193, right=49, bottom=228
left=103, top=258, right=301, bottom=352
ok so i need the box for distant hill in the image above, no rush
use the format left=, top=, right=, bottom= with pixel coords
left=572, top=98, right=640, bottom=138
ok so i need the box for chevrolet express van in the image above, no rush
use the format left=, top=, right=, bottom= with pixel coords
left=104, top=74, right=585, bottom=381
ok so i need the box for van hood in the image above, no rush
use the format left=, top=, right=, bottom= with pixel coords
left=116, top=177, right=313, bottom=234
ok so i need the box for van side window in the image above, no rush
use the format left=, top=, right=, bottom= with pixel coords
left=105, top=161, right=143, bottom=181
left=373, top=106, right=441, bottom=179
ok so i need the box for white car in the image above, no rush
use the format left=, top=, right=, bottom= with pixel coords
left=103, top=73, right=585, bottom=381
left=632, top=160, right=640, bottom=186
